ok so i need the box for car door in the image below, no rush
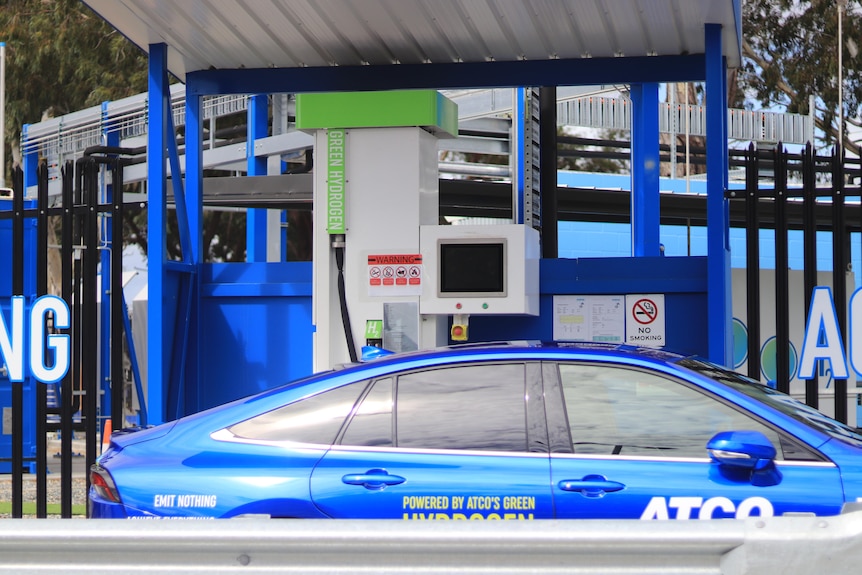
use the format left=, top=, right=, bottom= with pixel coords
left=310, top=361, right=554, bottom=520
left=544, top=362, right=846, bottom=520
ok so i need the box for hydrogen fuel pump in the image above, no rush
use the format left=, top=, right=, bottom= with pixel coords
left=299, top=91, right=539, bottom=371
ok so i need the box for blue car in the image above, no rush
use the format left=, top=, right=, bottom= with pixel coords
left=89, top=342, right=862, bottom=520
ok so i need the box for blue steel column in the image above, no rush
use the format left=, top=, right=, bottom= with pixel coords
left=183, top=84, right=204, bottom=413
left=514, top=87, right=525, bottom=225
left=705, top=24, right=732, bottom=366
left=247, top=94, right=268, bottom=261
left=100, top=101, right=119, bottom=426
left=630, top=83, right=660, bottom=256
left=147, top=43, right=168, bottom=424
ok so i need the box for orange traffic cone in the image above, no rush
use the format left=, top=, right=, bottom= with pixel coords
left=101, top=419, right=113, bottom=455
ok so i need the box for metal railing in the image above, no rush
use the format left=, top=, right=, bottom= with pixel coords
left=0, top=513, right=861, bottom=574
left=21, top=86, right=815, bottom=187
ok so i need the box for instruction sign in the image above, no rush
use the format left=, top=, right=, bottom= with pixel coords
left=368, top=254, right=423, bottom=297
left=625, top=294, right=665, bottom=347
left=553, top=295, right=625, bottom=343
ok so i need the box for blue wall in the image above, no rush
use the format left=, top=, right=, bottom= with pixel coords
left=559, top=222, right=862, bottom=290
left=557, top=171, right=862, bottom=288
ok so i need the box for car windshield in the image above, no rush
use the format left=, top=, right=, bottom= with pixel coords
left=678, top=357, right=862, bottom=446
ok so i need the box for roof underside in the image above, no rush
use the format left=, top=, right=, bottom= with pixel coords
left=83, top=0, right=741, bottom=84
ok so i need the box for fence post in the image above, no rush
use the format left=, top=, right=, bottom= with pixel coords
left=832, top=146, right=848, bottom=423
left=745, top=142, right=761, bottom=382
left=774, top=144, right=790, bottom=394
left=801, top=142, right=819, bottom=409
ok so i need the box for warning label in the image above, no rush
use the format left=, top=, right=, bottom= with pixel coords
left=625, top=294, right=665, bottom=348
left=368, top=254, right=423, bottom=297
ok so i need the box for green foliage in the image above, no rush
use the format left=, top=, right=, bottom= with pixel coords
left=0, top=0, right=147, bottom=166
left=741, top=0, right=862, bottom=149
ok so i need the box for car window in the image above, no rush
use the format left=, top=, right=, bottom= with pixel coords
left=227, top=380, right=368, bottom=444
left=557, top=363, right=786, bottom=459
left=394, top=363, right=528, bottom=452
left=679, top=357, right=862, bottom=447
left=340, top=378, right=394, bottom=447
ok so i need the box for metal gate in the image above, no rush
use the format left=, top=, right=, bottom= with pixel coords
left=0, top=150, right=136, bottom=517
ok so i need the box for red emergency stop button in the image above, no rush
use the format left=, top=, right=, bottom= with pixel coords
left=451, top=324, right=468, bottom=341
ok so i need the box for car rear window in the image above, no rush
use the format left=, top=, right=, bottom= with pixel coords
left=227, top=381, right=367, bottom=444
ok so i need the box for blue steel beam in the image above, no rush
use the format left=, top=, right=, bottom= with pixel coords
left=705, top=24, right=732, bottom=367
left=630, top=83, right=660, bottom=257
left=187, top=55, right=707, bottom=96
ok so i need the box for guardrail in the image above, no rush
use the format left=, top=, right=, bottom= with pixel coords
left=1, top=513, right=861, bottom=574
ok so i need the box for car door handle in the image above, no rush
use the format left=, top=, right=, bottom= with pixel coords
left=342, top=468, right=406, bottom=490
left=558, top=474, right=625, bottom=497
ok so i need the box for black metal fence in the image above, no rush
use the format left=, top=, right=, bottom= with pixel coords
left=733, top=143, right=860, bottom=423
left=1, top=152, right=129, bottom=517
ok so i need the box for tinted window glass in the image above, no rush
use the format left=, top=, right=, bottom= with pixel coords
left=396, top=363, right=527, bottom=452
left=680, top=357, right=862, bottom=447
left=557, top=363, right=785, bottom=459
left=341, top=378, right=393, bottom=447
left=227, top=381, right=367, bottom=444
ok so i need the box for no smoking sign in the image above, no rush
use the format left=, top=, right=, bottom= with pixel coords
left=625, top=294, right=665, bottom=347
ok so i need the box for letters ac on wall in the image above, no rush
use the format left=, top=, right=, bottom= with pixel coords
left=797, top=286, right=862, bottom=380
left=0, top=295, right=71, bottom=383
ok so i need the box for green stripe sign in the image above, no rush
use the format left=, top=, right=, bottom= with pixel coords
left=327, top=129, right=346, bottom=234
left=296, top=90, right=458, bottom=138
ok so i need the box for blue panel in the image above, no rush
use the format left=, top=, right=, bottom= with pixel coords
left=467, top=257, right=709, bottom=358
left=187, top=55, right=707, bottom=96
left=199, top=262, right=314, bottom=409
left=201, top=261, right=313, bottom=297
left=540, top=256, right=708, bottom=294
left=630, top=83, right=660, bottom=257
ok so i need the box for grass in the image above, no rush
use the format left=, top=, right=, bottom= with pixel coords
left=0, top=501, right=87, bottom=517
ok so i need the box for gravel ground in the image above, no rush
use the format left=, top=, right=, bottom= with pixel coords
left=0, top=438, right=90, bottom=518
left=0, top=475, right=88, bottom=505
left=0, top=475, right=88, bottom=518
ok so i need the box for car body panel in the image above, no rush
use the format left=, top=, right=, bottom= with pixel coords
left=310, top=447, right=553, bottom=520
left=550, top=454, right=843, bottom=519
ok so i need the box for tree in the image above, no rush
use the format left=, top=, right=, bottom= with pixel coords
left=0, top=1, right=282, bottom=264
left=1, top=0, right=148, bottom=171
left=741, top=0, right=862, bottom=153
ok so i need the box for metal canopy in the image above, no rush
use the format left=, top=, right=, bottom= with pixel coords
left=84, top=0, right=741, bottom=83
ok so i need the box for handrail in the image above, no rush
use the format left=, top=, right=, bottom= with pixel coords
left=0, top=513, right=861, bottom=574
left=21, top=86, right=814, bottom=176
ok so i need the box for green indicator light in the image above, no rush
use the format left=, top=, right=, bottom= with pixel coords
left=482, top=303, right=489, bottom=310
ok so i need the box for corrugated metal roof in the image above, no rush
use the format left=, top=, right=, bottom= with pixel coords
left=83, top=0, right=741, bottom=83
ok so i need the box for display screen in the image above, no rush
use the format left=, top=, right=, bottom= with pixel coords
left=439, top=241, right=506, bottom=296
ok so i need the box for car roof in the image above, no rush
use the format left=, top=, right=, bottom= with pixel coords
left=353, top=341, right=691, bottom=368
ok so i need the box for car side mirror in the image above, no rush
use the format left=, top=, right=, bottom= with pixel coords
left=706, top=430, right=781, bottom=487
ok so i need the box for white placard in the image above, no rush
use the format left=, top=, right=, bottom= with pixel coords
left=553, top=295, right=625, bottom=343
